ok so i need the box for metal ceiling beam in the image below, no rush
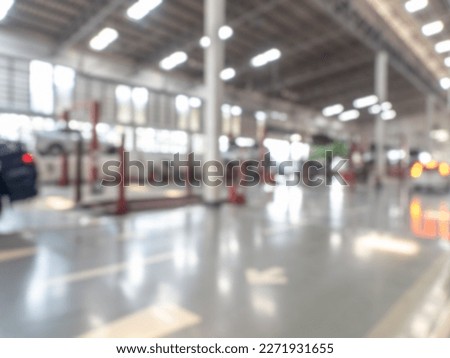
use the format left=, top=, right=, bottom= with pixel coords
left=54, top=0, right=124, bottom=55
left=312, top=0, right=443, bottom=101
left=263, top=55, right=373, bottom=93
left=140, top=0, right=292, bottom=66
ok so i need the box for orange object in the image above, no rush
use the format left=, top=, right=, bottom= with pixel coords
left=410, top=162, right=423, bottom=178
left=439, top=162, right=450, bottom=177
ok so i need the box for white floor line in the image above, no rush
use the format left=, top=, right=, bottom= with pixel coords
left=46, top=252, right=173, bottom=287
left=80, top=303, right=201, bottom=338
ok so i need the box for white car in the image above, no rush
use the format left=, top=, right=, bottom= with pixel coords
left=35, top=128, right=117, bottom=156
left=410, top=160, right=450, bottom=192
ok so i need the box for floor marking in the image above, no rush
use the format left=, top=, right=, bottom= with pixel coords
left=46, top=252, right=173, bottom=287
left=246, top=266, right=288, bottom=286
left=0, top=247, right=36, bottom=263
left=368, top=253, right=450, bottom=337
left=80, top=304, right=201, bottom=338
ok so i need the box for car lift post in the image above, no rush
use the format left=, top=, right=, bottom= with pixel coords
left=90, top=101, right=101, bottom=193
left=59, top=110, right=70, bottom=187
left=116, top=133, right=127, bottom=215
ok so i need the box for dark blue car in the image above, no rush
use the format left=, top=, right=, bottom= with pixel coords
left=0, top=140, right=38, bottom=213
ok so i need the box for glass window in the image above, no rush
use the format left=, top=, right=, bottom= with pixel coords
left=30, top=60, right=54, bottom=115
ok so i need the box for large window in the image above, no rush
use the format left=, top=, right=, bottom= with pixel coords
left=29, top=60, right=54, bottom=115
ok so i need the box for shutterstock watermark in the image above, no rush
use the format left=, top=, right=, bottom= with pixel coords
left=101, top=151, right=349, bottom=188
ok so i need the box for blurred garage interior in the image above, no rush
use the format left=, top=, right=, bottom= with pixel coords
left=0, top=0, right=450, bottom=338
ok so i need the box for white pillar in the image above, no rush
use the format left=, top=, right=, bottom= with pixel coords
left=374, top=51, right=389, bottom=184
left=203, top=0, right=225, bottom=204
left=426, top=95, right=436, bottom=154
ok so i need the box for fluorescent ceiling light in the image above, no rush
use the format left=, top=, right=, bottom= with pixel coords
left=220, top=67, right=236, bottom=81
left=445, top=57, right=450, bottom=67
left=339, top=110, right=360, bottom=122
left=422, top=20, right=444, bottom=36
left=127, top=0, right=162, bottom=20
left=251, top=48, right=282, bottom=67
left=405, top=0, right=428, bottom=13
left=89, top=27, right=119, bottom=51
left=381, top=110, right=397, bottom=120
left=339, top=109, right=360, bottom=122
left=440, top=77, right=450, bottom=89
left=199, top=36, right=211, bottom=48
left=322, top=104, right=344, bottom=117
left=369, top=104, right=381, bottom=115
left=353, top=95, right=378, bottom=109
left=218, top=25, right=233, bottom=40
left=0, top=0, right=14, bottom=22
left=435, top=40, right=450, bottom=53
left=159, top=51, right=188, bottom=70
left=231, top=106, right=242, bottom=116
left=381, top=102, right=392, bottom=111
left=255, top=111, right=267, bottom=121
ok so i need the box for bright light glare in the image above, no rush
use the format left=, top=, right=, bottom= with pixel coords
left=236, top=137, right=256, bottom=147
left=220, top=67, right=236, bottom=81
left=381, top=110, right=397, bottom=120
left=175, top=95, right=190, bottom=113
left=53, top=66, right=75, bottom=90
left=353, top=95, right=378, bottom=109
left=251, top=48, right=281, bottom=67
left=127, top=0, right=162, bottom=20
left=419, top=152, right=432, bottom=164
left=132, top=87, right=148, bottom=106
left=339, top=109, right=360, bottom=121
left=89, top=27, right=118, bottom=51
left=0, top=0, right=14, bottom=22
left=255, top=111, right=267, bottom=121
left=115, top=85, right=131, bottom=102
left=440, top=77, right=450, bottom=89
left=435, top=40, right=450, bottom=54
left=322, top=104, right=344, bottom=117
left=30, top=60, right=54, bottom=115
left=218, top=25, right=233, bottom=40
left=159, top=51, right=188, bottom=70
left=445, top=57, right=450, bottom=67
left=355, top=233, right=420, bottom=257
left=405, top=0, right=428, bottom=13
left=381, top=102, right=392, bottom=111
left=221, top=104, right=231, bottom=114
left=231, top=106, right=242, bottom=117
left=189, top=97, right=202, bottom=108
left=422, top=21, right=444, bottom=36
left=199, top=36, right=211, bottom=48
left=430, top=129, right=449, bottom=142
left=369, top=104, right=381, bottom=115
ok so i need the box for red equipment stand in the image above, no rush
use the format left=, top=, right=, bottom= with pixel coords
left=228, top=161, right=246, bottom=205
left=116, top=134, right=127, bottom=215
left=59, top=110, right=70, bottom=187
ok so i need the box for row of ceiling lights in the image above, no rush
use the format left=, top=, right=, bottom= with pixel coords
left=404, top=0, right=450, bottom=89
left=318, top=0, right=440, bottom=123
left=87, top=0, right=282, bottom=82
left=0, top=0, right=276, bottom=80
left=322, top=95, right=397, bottom=122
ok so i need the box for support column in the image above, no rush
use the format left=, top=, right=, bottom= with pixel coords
left=203, top=0, right=225, bottom=204
left=426, top=95, right=436, bottom=154
left=374, top=51, right=389, bottom=186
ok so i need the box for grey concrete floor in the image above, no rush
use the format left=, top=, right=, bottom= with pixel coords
left=0, top=181, right=449, bottom=338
